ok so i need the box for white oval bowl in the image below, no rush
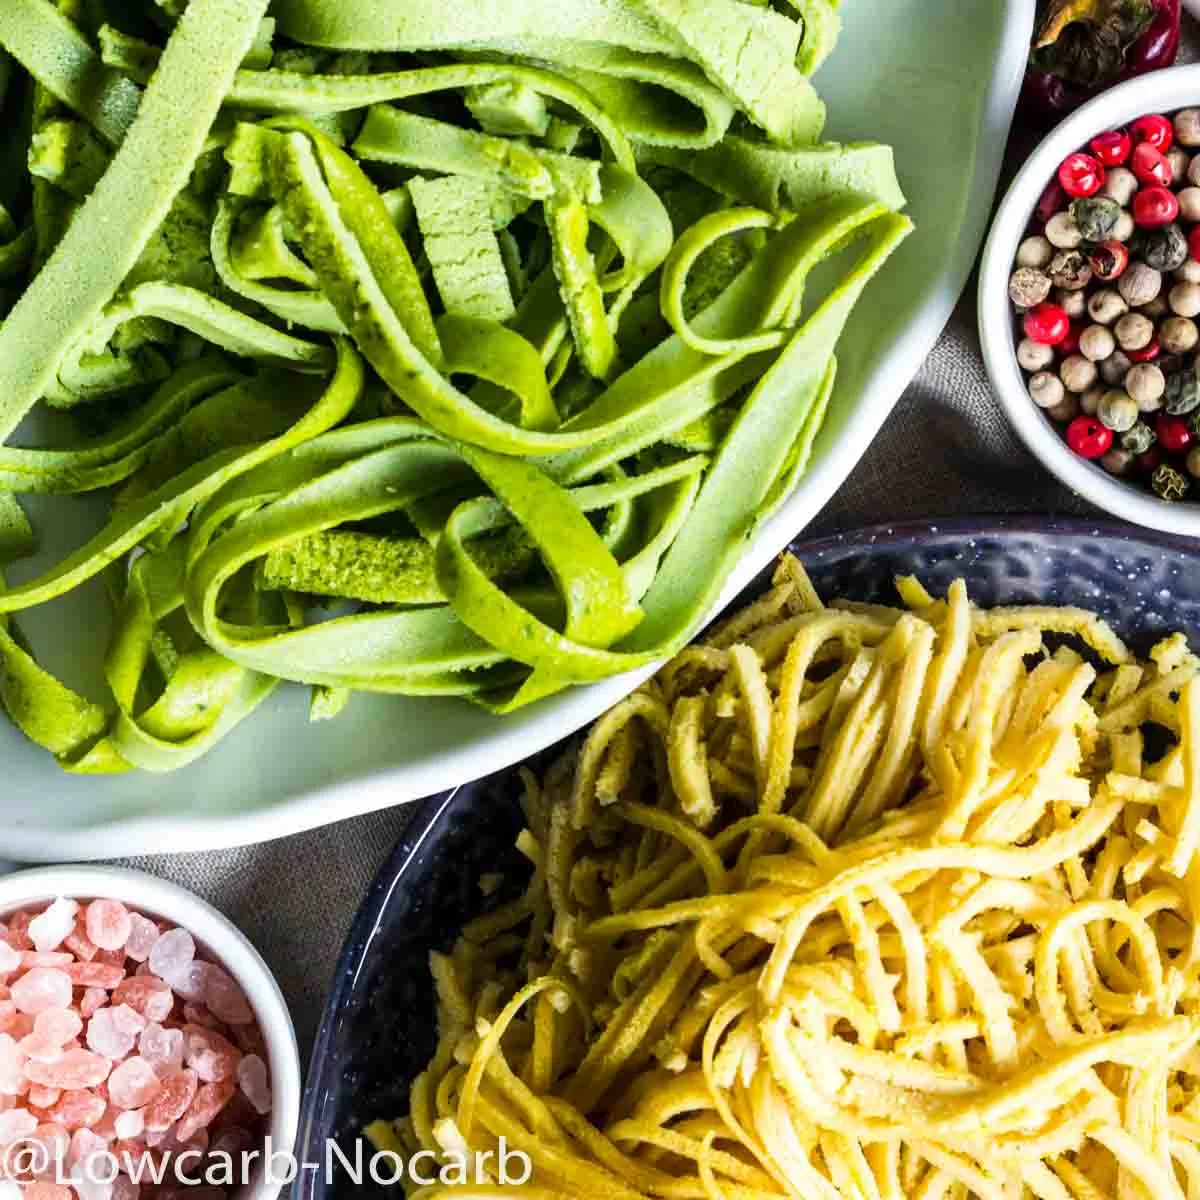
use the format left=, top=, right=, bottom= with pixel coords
left=0, top=0, right=1033, bottom=857
left=979, top=63, right=1200, bottom=538
left=0, top=867, right=300, bottom=1200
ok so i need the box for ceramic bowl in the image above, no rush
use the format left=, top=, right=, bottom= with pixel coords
left=294, top=515, right=1200, bottom=1200
left=979, top=63, right=1200, bottom=537
left=0, top=866, right=301, bottom=1200
left=0, top=0, right=1033, bottom=859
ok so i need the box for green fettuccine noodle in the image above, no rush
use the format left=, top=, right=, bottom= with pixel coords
left=0, top=0, right=909, bottom=772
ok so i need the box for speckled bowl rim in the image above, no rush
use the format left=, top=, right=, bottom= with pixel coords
left=979, top=63, right=1200, bottom=537
left=295, top=512, right=1199, bottom=1190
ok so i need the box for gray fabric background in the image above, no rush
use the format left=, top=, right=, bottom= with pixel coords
left=96, top=17, right=1199, bottom=1062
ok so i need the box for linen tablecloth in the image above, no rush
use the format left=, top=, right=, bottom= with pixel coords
left=107, top=16, right=1200, bottom=1058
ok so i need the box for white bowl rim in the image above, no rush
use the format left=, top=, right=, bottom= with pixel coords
left=979, top=62, right=1200, bottom=539
left=0, top=866, right=301, bottom=1200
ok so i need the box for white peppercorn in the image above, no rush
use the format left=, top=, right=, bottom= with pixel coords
left=1102, top=447, right=1135, bottom=476
left=1102, top=166, right=1138, bottom=206
left=1087, top=288, right=1128, bottom=325
left=1162, top=315, right=1200, bottom=354
left=1017, top=337, right=1055, bottom=372
left=1114, top=312, right=1154, bottom=351
left=1170, top=281, right=1200, bottom=318
left=1079, top=324, right=1116, bottom=362
left=1097, top=389, right=1139, bottom=432
left=1176, top=109, right=1200, bottom=147
left=1167, top=147, right=1190, bottom=182
left=1056, top=287, right=1087, bottom=319
left=1178, top=260, right=1200, bottom=284
left=1081, top=386, right=1105, bottom=415
left=1016, top=235, right=1053, bottom=269
left=1125, top=362, right=1166, bottom=411
left=1029, top=372, right=1065, bottom=410
left=1045, top=212, right=1083, bottom=250
left=1046, top=393, right=1080, bottom=423
left=1009, top=267, right=1051, bottom=308
left=1188, top=445, right=1200, bottom=479
left=1111, top=210, right=1136, bottom=243
left=1100, top=349, right=1132, bottom=386
left=1060, top=355, right=1096, bottom=393
left=1179, top=187, right=1200, bottom=223
left=1117, top=262, right=1162, bottom=308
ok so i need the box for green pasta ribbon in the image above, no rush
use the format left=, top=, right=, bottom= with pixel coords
left=0, top=0, right=910, bottom=771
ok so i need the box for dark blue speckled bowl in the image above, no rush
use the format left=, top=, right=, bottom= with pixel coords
left=293, top=516, right=1198, bottom=1200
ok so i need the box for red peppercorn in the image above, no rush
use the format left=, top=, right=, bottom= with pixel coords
left=1130, top=114, right=1174, bottom=154
left=1035, top=179, right=1069, bottom=228
left=1067, top=416, right=1113, bottom=460
left=1090, top=129, right=1133, bottom=166
left=1189, top=226, right=1200, bottom=264
left=1133, top=185, right=1180, bottom=229
left=1023, top=303, right=1070, bottom=346
left=1127, top=337, right=1161, bottom=363
left=1157, top=414, right=1193, bottom=453
left=1057, top=152, right=1106, bottom=199
left=1058, top=322, right=1083, bottom=358
left=1131, top=142, right=1173, bottom=186
left=1089, top=240, right=1129, bottom=281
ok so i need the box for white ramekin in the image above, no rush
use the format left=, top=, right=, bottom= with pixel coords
left=0, top=866, right=300, bottom=1200
left=979, top=64, right=1200, bottom=538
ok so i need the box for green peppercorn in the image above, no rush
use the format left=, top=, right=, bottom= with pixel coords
left=1069, top=196, right=1121, bottom=242
left=1139, top=223, right=1190, bottom=272
left=1165, top=364, right=1200, bottom=415
left=1152, top=464, right=1189, bottom=501
left=1097, top=389, right=1139, bottom=432
left=1120, top=422, right=1156, bottom=454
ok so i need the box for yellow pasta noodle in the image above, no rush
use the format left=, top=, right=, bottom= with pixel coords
left=394, top=555, right=1200, bottom=1198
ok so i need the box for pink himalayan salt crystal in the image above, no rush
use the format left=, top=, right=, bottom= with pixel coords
left=141, top=1070, right=196, bottom=1133
left=79, top=991, right=107, bottom=1020
left=12, top=970, right=72, bottom=1016
left=0, top=1106, right=37, bottom=1143
left=25, top=1049, right=111, bottom=1090
left=27, top=1084, right=61, bottom=1108
left=0, top=944, right=19, bottom=976
left=107, top=1059, right=159, bottom=1111
left=86, top=1007, right=144, bottom=1061
left=25, top=1185, right=73, bottom=1200
left=123, top=918, right=157, bottom=965
left=47, top=1090, right=106, bottom=1132
left=200, top=967, right=252, bottom=1027
left=84, top=903, right=131, bottom=954
left=17, top=1033, right=67, bottom=1064
left=147, top=931, right=193, bottom=986
left=20, top=953, right=73, bottom=970
left=235, top=1055, right=271, bottom=1115
left=137, top=1025, right=182, bottom=1075
left=62, top=964, right=124, bottom=991
left=28, top=900, right=78, bottom=955
left=65, top=916, right=98, bottom=963
left=181, top=1004, right=223, bottom=1031
left=182, top=1026, right=239, bottom=1084
left=112, top=1110, right=142, bottom=1141
left=110, top=980, right=171, bottom=1024
left=32, top=1122, right=70, bottom=1170
left=34, top=1010, right=83, bottom=1047
left=0, top=1034, right=26, bottom=1094
left=174, top=1080, right=233, bottom=1144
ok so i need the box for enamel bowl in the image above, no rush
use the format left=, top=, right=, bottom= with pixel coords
left=295, top=515, right=1200, bottom=1200
left=0, top=866, right=301, bottom=1200
left=0, top=0, right=1033, bottom=857
left=979, top=63, right=1200, bottom=538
